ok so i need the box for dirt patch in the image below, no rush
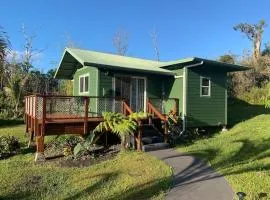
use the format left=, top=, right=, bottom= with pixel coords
left=47, top=145, right=121, bottom=168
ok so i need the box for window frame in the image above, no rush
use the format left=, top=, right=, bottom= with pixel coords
left=200, top=76, right=211, bottom=97
left=79, top=73, right=90, bottom=95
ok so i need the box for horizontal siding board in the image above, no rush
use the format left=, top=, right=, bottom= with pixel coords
left=187, top=65, right=226, bottom=127
left=73, top=66, right=98, bottom=114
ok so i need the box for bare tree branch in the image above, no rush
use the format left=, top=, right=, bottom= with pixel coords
left=113, top=29, right=128, bottom=56
left=150, top=27, right=160, bottom=61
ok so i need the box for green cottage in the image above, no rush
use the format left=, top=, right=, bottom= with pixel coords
left=54, top=48, right=247, bottom=130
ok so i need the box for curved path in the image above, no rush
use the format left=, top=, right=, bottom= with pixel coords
left=149, top=148, right=234, bottom=200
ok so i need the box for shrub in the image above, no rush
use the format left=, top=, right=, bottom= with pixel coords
left=56, top=136, right=83, bottom=149
left=239, top=83, right=270, bottom=105
left=73, top=133, right=97, bottom=158
left=0, top=136, right=20, bottom=158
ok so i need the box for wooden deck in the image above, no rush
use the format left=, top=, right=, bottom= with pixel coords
left=24, top=94, right=179, bottom=161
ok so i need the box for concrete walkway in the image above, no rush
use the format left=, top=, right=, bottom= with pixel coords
left=149, top=148, right=234, bottom=200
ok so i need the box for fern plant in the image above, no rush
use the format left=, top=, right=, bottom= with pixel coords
left=128, top=111, right=149, bottom=122
left=93, top=112, right=138, bottom=149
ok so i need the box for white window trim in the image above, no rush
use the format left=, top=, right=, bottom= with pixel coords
left=200, top=76, right=211, bottom=97
left=113, top=75, right=147, bottom=112
left=79, top=73, right=90, bottom=95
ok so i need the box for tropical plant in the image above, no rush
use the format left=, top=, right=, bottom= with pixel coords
left=128, top=111, right=149, bottom=121
left=0, top=136, right=20, bottom=158
left=73, top=133, right=95, bottom=157
left=93, top=112, right=137, bottom=149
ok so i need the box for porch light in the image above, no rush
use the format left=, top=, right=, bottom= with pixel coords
left=236, top=192, right=246, bottom=200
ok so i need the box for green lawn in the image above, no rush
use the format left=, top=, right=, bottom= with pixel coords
left=0, top=125, right=172, bottom=200
left=177, top=100, right=270, bottom=200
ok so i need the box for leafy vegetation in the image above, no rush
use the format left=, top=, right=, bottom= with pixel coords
left=0, top=125, right=172, bottom=200
left=177, top=101, right=270, bottom=200
left=93, top=112, right=148, bottom=149
left=0, top=135, right=20, bottom=158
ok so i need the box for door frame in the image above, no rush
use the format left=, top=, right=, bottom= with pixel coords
left=113, top=75, right=147, bottom=112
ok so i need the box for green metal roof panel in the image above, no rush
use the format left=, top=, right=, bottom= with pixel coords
left=64, top=48, right=174, bottom=76
left=54, top=48, right=249, bottom=79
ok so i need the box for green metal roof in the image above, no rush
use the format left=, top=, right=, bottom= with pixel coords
left=54, top=48, right=249, bottom=79
left=55, top=48, right=174, bottom=79
left=159, top=57, right=249, bottom=72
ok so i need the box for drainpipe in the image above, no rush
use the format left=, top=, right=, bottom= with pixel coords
left=181, top=61, right=204, bottom=133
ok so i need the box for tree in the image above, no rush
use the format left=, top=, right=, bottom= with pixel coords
left=218, top=54, right=235, bottom=64
left=262, top=42, right=270, bottom=56
left=3, top=25, right=42, bottom=117
left=0, top=26, right=10, bottom=90
left=0, top=26, right=9, bottom=62
left=113, top=29, right=128, bottom=56
left=234, top=20, right=267, bottom=60
left=150, top=27, right=160, bottom=61
left=4, top=56, right=29, bottom=117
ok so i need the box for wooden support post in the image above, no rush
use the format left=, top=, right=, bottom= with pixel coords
left=28, top=131, right=35, bottom=148
left=137, top=120, right=142, bottom=151
left=175, top=99, right=179, bottom=116
left=148, top=115, right=152, bottom=125
left=35, top=136, right=45, bottom=162
left=164, top=120, right=168, bottom=143
left=84, top=97, right=89, bottom=135
left=42, top=96, right=46, bottom=136
left=35, top=96, right=46, bottom=162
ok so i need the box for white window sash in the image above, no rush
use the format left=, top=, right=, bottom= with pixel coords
left=79, top=73, right=90, bottom=95
left=200, top=76, right=211, bottom=97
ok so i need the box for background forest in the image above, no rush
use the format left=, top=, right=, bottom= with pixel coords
left=1, top=19, right=270, bottom=119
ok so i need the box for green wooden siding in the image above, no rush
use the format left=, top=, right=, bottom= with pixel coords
left=186, top=66, right=227, bottom=127
left=147, top=76, right=163, bottom=98
left=164, top=68, right=184, bottom=115
left=99, top=71, right=113, bottom=97
left=73, top=66, right=98, bottom=116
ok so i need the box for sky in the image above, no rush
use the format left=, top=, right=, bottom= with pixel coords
left=1, top=0, right=270, bottom=72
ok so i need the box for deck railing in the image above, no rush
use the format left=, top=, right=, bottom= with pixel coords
left=147, top=98, right=179, bottom=142
left=25, top=95, right=133, bottom=121
left=147, top=98, right=179, bottom=117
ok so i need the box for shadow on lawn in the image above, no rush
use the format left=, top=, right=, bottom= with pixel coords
left=64, top=171, right=171, bottom=200
left=228, top=98, right=270, bottom=127
left=0, top=119, right=24, bottom=127
left=184, top=138, right=270, bottom=198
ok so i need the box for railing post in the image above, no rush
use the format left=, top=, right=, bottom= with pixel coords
left=175, top=98, right=179, bottom=116
left=84, top=97, right=89, bottom=135
left=122, top=99, right=126, bottom=115
left=164, top=118, right=168, bottom=143
left=25, top=97, right=28, bottom=134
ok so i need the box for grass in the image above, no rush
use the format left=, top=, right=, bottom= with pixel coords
left=0, top=125, right=172, bottom=200
left=177, top=99, right=270, bottom=200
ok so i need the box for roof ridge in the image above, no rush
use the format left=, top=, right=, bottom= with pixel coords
left=66, top=47, right=165, bottom=64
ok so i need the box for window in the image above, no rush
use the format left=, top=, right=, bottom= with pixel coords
left=79, top=74, right=89, bottom=94
left=200, top=77, right=211, bottom=96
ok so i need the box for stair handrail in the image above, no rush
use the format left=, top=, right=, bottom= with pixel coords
left=147, top=99, right=167, bottom=121
left=122, top=99, right=133, bottom=115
